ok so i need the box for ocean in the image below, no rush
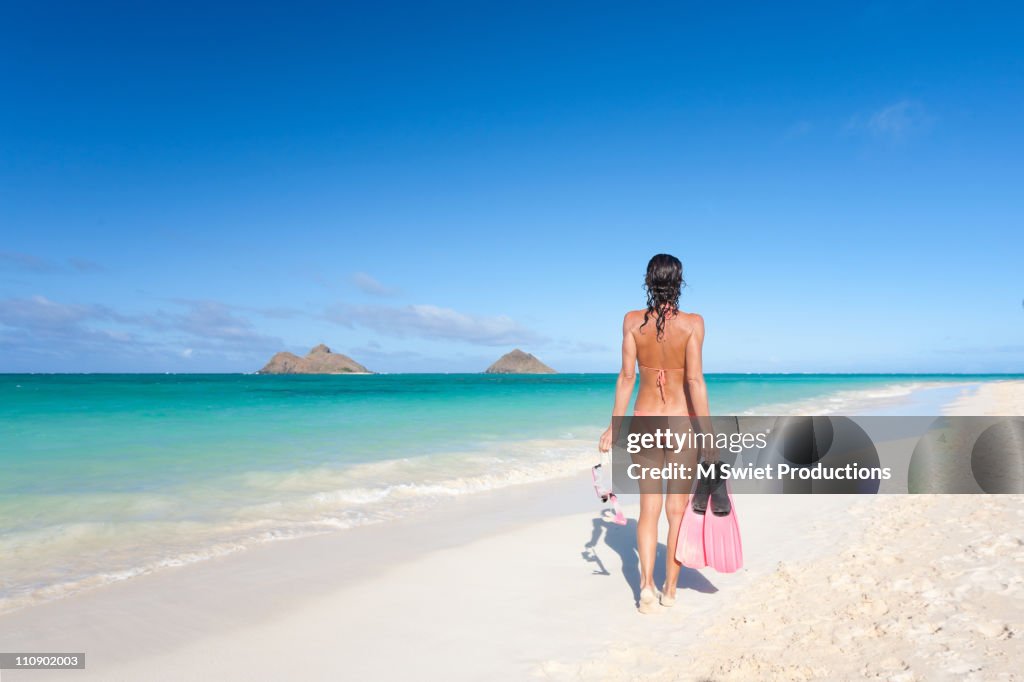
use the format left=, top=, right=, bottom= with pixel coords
left=0, top=372, right=1014, bottom=612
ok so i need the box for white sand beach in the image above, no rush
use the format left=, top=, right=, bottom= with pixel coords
left=1, top=383, right=1022, bottom=681
left=945, top=380, right=1024, bottom=416
left=552, top=494, right=1022, bottom=682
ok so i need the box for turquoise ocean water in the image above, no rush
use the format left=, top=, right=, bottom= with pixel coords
left=0, top=372, right=1016, bottom=612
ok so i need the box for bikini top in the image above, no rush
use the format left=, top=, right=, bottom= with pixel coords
left=637, top=363, right=685, bottom=403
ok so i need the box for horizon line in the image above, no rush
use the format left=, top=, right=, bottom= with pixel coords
left=3, top=372, right=1023, bottom=377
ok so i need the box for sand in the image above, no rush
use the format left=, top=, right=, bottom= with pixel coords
left=1, top=383, right=1022, bottom=681
left=545, top=495, right=1023, bottom=682
left=0, top=484, right=873, bottom=681
left=945, top=380, right=1024, bottom=416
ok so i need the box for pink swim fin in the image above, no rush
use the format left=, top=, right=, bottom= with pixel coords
left=702, top=485, right=743, bottom=573
left=676, top=506, right=707, bottom=569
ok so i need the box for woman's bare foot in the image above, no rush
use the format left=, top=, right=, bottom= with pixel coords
left=638, top=586, right=659, bottom=614
left=660, top=584, right=677, bottom=607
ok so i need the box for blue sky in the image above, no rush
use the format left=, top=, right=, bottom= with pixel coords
left=1, top=2, right=1021, bottom=373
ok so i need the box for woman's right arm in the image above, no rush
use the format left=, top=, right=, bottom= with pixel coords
left=599, top=314, right=636, bottom=452
left=684, top=315, right=715, bottom=459
left=684, top=314, right=709, bottom=416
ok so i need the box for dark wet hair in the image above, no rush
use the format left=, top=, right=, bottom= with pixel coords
left=640, top=254, right=684, bottom=340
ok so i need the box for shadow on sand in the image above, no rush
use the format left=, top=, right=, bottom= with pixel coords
left=582, top=514, right=718, bottom=605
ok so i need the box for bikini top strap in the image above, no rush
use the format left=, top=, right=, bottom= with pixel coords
left=637, top=363, right=684, bottom=403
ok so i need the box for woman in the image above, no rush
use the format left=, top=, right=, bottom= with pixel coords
left=598, top=253, right=710, bottom=613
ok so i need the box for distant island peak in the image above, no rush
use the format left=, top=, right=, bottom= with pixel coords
left=484, top=349, right=556, bottom=374
left=258, top=344, right=371, bottom=374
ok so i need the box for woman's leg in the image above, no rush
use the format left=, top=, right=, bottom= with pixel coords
left=663, top=436, right=698, bottom=598
left=637, top=491, right=663, bottom=592
left=663, top=492, right=689, bottom=597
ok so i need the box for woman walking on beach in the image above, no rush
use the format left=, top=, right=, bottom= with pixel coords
left=598, top=253, right=710, bottom=613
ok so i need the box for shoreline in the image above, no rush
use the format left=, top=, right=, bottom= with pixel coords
left=944, top=379, right=1024, bottom=416
left=0, top=376, right=993, bottom=617
left=0, top=476, right=600, bottom=680
left=1, top=379, right=1021, bottom=680
left=4, top=374, right=989, bottom=618
left=0, top=479, right=876, bottom=681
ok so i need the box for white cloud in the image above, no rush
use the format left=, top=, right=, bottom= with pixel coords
left=0, top=296, right=283, bottom=366
left=0, top=252, right=105, bottom=274
left=0, top=252, right=58, bottom=273
left=846, top=99, right=932, bottom=140
left=350, top=272, right=399, bottom=297
left=328, top=303, right=546, bottom=347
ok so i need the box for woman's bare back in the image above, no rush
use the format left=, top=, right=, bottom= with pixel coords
left=624, top=308, right=705, bottom=415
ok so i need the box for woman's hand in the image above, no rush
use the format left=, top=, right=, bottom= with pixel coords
left=598, top=426, right=614, bottom=453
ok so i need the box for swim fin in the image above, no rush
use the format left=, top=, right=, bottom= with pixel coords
left=676, top=505, right=707, bottom=569
left=709, top=469, right=731, bottom=516
left=702, top=483, right=743, bottom=573
left=691, top=462, right=730, bottom=515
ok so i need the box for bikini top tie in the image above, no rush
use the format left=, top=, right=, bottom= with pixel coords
left=638, top=364, right=685, bottom=403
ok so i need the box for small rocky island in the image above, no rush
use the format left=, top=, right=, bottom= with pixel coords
left=258, top=344, right=372, bottom=374
left=484, top=349, right=556, bottom=374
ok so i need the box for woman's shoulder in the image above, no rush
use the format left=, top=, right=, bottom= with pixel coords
left=622, top=309, right=648, bottom=328
left=677, top=310, right=704, bottom=325
left=622, top=309, right=704, bottom=335
left=622, top=309, right=703, bottom=322
left=674, top=310, right=705, bottom=333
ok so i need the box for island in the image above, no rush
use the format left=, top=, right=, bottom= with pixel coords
left=258, top=344, right=372, bottom=374
left=484, top=349, right=556, bottom=374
